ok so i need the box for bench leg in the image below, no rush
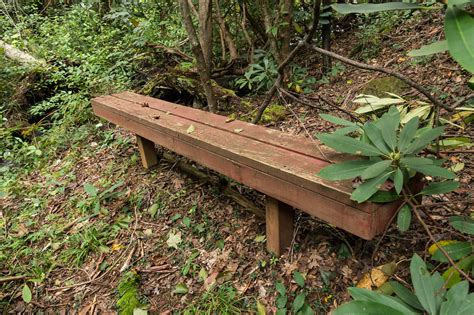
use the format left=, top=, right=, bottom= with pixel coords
left=266, top=197, right=294, bottom=256
left=136, top=135, right=158, bottom=169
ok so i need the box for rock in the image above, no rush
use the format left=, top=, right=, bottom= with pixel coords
left=359, top=76, right=409, bottom=97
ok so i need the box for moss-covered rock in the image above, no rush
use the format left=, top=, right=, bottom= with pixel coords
left=360, top=76, right=408, bottom=97
left=261, top=104, right=287, bottom=123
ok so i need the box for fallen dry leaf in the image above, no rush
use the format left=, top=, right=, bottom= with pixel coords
left=356, top=262, right=396, bottom=290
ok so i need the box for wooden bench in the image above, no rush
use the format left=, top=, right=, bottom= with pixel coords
left=92, top=92, right=400, bottom=255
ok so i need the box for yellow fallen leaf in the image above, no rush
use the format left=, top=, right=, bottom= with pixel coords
left=111, top=243, right=123, bottom=251
left=256, top=300, right=266, bottom=315
left=428, top=240, right=458, bottom=256
left=356, top=262, right=396, bottom=290
left=186, top=124, right=195, bottom=134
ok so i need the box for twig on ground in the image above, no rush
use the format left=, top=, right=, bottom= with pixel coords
left=0, top=275, right=27, bottom=283
left=451, top=93, right=474, bottom=109
left=402, top=189, right=474, bottom=284
left=304, top=44, right=453, bottom=113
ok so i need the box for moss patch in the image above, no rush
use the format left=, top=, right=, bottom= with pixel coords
left=360, top=76, right=408, bottom=97
left=261, top=104, right=287, bottom=123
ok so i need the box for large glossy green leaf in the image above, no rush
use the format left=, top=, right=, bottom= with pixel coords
left=390, top=281, right=424, bottom=311
left=369, top=190, right=401, bottom=203
left=408, top=40, right=448, bottom=57
left=432, top=242, right=472, bottom=262
left=351, top=171, right=393, bottom=203
left=379, top=107, right=400, bottom=150
left=440, top=281, right=469, bottom=315
left=348, top=287, right=416, bottom=314
left=397, top=205, right=412, bottom=232
left=363, top=122, right=391, bottom=155
left=449, top=216, right=474, bottom=235
left=445, top=8, right=474, bottom=74
left=400, top=157, right=434, bottom=167
left=317, top=134, right=382, bottom=156
left=442, top=255, right=474, bottom=288
left=398, top=117, right=419, bottom=153
left=420, top=181, right=459, bottom=195
left=333, top=300, right=404, bottom=315
left=393, top=168, right=404, bottom=194
left=331, top=3, right=424, bottom=15
left=320, top=114, right=356, bottom=127
left=318, top=160, right=375, bottom=180
left=410, top=254, right=437, bottom=315
left=361, top=160, right=392, bottom=180
left=407, top=164, right=455, bottom=179
left=405, top=126, right=445, bottom=154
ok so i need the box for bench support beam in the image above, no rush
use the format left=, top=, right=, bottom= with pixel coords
left=266, top=197, right=294, bottom=256
left=136, top=135, right=158, bottom=169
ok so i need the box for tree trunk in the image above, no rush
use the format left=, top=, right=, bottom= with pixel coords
left=178, top=0, right=217, bottom=112
left=0, top=40, right=46, bottom=66
left=214, top=0, right=238, bottom=62
left=322, top=0, right=332, bottom=73
left=198, top=0, right=213, bottom=69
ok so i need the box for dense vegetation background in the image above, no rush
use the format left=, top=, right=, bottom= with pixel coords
left=1, top=0, right=473, bottom=313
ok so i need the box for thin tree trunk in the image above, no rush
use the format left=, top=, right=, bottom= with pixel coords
left=322, top=0, right=332, bottom=73
left=215, top=0, right=238, bottom=62
left=198, top=0, right=213, bottom=68
left=178, top=0, right=217, bottom=112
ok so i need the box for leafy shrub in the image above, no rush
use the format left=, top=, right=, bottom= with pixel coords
left=317, top=106, right=457, bottom=203
left=334, top=254, right=474, bottom=315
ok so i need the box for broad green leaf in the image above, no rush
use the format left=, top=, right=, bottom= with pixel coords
left=369, top=190, right=400, bottom=203
left=354, top=94, right=405, bottom=114
left=440, top=281, right=469, bottom=315
left=407, top=164, right=456, bottom=179
left=408, top=40, right=448, bottom=57
left=379, top=107, right=400, bottom=150
left=397, top=205, right=411, bottom=232
left=405, top=126, right=445, bottom=154
left=447, top=0, right=474, bottom=7
left=331, top=3, right=424, bottom=15
left=442, top=255, right=474, bottom=288
left=393, top=168, right=404, bottom=194
left=333, top=125, right=360, bottom=136
left=293, top=271, right=305, bottom=287
left=401, top=105, right=432, bottom=125
left=293, top=293, right=305, bottom=312
left=390, top=281, right=424, bottom=311
left=420, top=181, right=459, bottom=195
left=449, top=216, right=474, bottom=235
left=320, top=114, right=356, bottom=127
left=432, top=242, right=472, bottom=262
left=256, top=300, right=266, bottom=315
left=333, top=300, right=404, bottom=315
left=398, top=117, right=419, bottom=153
left=351, top=171, right=393, bottom=203
left=400, top=157, right=434, bottom=167
left=83, top=183, right=98, bottom=197
left=173, top=283, right=188, bottom=294
left=22, top=284, right=32, bottom=303
left=361, top=160, right=392, bottom=180
left=347, top=287, right=416, bottom=314
left=276, top=282, right=286, bottom=296
left=445, top=8, right=474, bottom=74
left=410, top=254, right=437, bottom=315
left=317, top=134, right=382, bottom=156
left=363, top=122, right=390, bottom=155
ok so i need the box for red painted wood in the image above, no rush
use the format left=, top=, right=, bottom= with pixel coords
left=91, top=93, right=401, bottom=239
left=93, top=95, right=370, bottom=211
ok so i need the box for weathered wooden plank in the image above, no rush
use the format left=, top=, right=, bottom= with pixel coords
left=92, top=95, right=372, bottom=213
left=136, top=135, right=158, bottom=169
left=92, top=100, right=397, bottom=239
left=113, top=92, right=351, bottom=163
left=266, top=197, right=294, bottom=255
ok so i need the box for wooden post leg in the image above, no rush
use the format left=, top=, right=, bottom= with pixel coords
left=136, top=135, right=158, bottom=169
left=266, top=196, right=294, bottom=256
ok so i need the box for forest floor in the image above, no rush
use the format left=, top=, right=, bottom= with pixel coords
left=1, top=9, right=473, bottom=314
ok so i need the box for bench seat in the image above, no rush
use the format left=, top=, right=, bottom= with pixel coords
left=92, top=92, right=400, bottom=254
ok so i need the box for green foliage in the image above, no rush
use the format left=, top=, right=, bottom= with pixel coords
left=317, top=106, right=456, bottom=203
left=116, top=271, right=146, bottom=315
left=236, top=56, right=278, bottom=92
left=334, top=254, right=474, bottom=315
left=274, top=272, right=315, bottom=315
left=182, top=284, right=247, bottom=314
